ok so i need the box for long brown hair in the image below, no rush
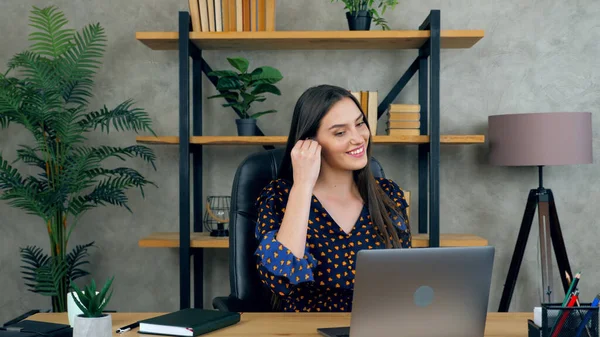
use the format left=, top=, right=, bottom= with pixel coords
left=278, top=84, right=408, bottom=249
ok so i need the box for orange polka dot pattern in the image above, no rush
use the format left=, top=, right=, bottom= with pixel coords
left=254, top=177, right=411, bottom=312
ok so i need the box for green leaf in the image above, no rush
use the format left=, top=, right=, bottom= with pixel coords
left=207, top=92, right=239, bottom=101
left=241, top=92, right=256, bottom=105
left=83, top=167, right=157, bottom=198
left=250, top=109, right=277, bottom=119
left=66, top=242, right=94, bottom=283
left=92, top=145, right=157, bottom=170
left=227, top=57, right=249, bottom=73
left=33, top=257, right=69, bottom=297
left=59, top=22, right=107, bottom=105
left=15, top=145, right=46, bottom=170
left=20, top=246, right=51, bottom=292
left=250, top=66, right=283, bottom=84
left=78, top=99, right=156, bottom=136
left=0, top=153, right=50, bottom=220
left=71, top=276, right=114, bottom=317
left=251, top=83, right=281, bottom=96
left=216, top=77, right=242, bottom=91
left=28, top=6, right=75, bottom=59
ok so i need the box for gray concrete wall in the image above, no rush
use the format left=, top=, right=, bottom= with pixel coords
left=1, top=0, right=599, bottom=322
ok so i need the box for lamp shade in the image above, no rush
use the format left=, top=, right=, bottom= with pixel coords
left=488, top=112, right=593, bottom=166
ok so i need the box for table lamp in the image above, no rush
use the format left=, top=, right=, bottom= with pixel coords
left=488, top=112, right=593, bottom=312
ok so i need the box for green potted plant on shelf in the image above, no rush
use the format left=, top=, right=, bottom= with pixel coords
left=330, top=0, right=399, bottom=30
left=207, top=57, right=283, bottom=136
left=0, top=5, right=157, bottom=313
left=71, top=276, right=114, bottom=337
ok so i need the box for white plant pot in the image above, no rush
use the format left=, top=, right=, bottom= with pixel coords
left=67, top=291, right=100, bottom=327
left=73, top=314, right=112, bottom=337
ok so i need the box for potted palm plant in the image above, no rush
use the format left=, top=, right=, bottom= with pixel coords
left=330, top=0, right=399, bottom=30
left=207, top=57, right=283, bottom=136
left=0, top=6, right=157, bottom=313
left=71, top=277, right=114, bottom=337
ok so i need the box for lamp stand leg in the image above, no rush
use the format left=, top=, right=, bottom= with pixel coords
left=547, top=189, right=573, bottom=294
left=498, top=188, right=573, bottom=312
left=538, top=189, right=554, bottom=303
left=498, top=189, right=538, bottom=312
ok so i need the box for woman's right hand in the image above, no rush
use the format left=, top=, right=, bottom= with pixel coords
left=291, top=139, right=321, bottom=191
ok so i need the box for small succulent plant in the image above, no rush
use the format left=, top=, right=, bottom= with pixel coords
left=71, top=276, right=114, bottom=317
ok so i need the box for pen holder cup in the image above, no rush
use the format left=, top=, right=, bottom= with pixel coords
left=528, top=302, right=600, bottom=337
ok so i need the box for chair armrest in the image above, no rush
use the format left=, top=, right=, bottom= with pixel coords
left=212, top=296, right=245, bottom=312
left=213, top=295, right=276, bottom=312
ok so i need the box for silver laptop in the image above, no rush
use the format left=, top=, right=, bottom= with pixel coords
left=317, top=246, right=495, bottom=337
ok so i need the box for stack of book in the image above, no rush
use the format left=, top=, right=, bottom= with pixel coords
left=351, top=91, right=379, bottom=135
left=188, top=0, right=276, bottom=32
left=386, top=104, right=421, bottom=136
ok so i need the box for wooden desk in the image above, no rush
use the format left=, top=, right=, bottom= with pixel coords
left=29, top=312, right=533, bottom=337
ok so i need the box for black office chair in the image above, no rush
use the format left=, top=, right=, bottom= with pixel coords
left=212, top=148, right=386, bottom=312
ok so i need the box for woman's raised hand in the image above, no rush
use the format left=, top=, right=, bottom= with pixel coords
left=291, top=139, right=321, bottom=191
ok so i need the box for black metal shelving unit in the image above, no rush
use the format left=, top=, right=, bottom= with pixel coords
left=176, top=10, right=442, bottom=309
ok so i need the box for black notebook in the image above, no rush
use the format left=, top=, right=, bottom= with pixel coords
left=138, top=309, right=240, bottom=336
left=0, top=320, right=72, bottom=337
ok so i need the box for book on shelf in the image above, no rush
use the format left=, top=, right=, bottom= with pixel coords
left=188, top=0, right=276, bottom=32
left=351, top=90, right=379, bottom=135
left=386, top=103, right=422, bottom=136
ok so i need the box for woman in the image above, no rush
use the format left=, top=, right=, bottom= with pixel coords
left=254, top=84, right=411, bottom=312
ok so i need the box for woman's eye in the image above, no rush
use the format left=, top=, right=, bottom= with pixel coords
left=335, top=131, right=345, bottom=136
left=357, top=121, right=365, bottom=126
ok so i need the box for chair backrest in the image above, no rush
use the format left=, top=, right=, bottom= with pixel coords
left=227, top=148, right=387, bottom=312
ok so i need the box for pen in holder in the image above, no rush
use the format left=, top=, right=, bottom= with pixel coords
left=528, top=302, right=599, bottom=337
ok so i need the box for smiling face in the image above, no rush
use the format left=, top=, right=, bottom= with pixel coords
left=314, top=96, right=371, bottom=172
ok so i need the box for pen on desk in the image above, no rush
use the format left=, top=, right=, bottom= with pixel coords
left=563, top=271, right=580, bottom=306
left=574, top=295, right=600, bottom=337
left=552, top=290, right=579, bottom=337
left=566, top=272, right=590, bottom=337
left=116, top=321, right=139, bottom=334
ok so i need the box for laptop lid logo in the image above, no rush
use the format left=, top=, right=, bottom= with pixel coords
left=413, top=285, right=434, bottom=307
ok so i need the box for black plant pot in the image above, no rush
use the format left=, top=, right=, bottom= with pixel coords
left=236, top=118, right=257, bottom=136
left=346, top=11, right=372, bottom=31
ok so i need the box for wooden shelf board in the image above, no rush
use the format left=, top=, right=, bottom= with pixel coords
left=136, top=135, right=484, bottom=145
left=139, top=232, right=229, bottom=248
left=136, top=30, right=484, bottom=51
left=138, top=232, right=488, bottom=249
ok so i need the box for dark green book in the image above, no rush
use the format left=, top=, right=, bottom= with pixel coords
left=138, top=309, right=240, bottom=336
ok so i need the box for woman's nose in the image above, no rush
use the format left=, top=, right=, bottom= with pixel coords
left=349, top=128, right=363, bottom=144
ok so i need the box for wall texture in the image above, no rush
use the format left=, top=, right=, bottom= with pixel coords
left=1, top=0, right=599, bottom=322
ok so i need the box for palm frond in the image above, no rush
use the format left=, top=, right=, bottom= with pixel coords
left=0, top=74, right=22, bottom=129
left=79, top=99, right=156, bottom=136
left=82, top=176, right=139, bottom=211
left=66, top=241, right=94, bottom=282
left=92, top=145, right=157, bottom=170
left=33, top=258, right=69, bottom=297
left=15, top=145, right=46, bottom=169
left=0, top=153, right=26, bottom=190
left=67, top=197, right=97, bottom=216
left=8, top=51, right=59, bottom=91
left=59, top=22, right=106, bottom=105
left=50, top=104, right=86, bottom=148
left=20, top=245, right=51, bottom=292
left=28, top=6, right=75, bottom=59
left=0, top=114, right=7, bottom=128
left=84, top=167, right=157, bottom=198
left=0, top=153, right=51, bottom=219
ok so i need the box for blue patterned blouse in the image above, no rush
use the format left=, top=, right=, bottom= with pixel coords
left=254, top=177, right=411, bottom=312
